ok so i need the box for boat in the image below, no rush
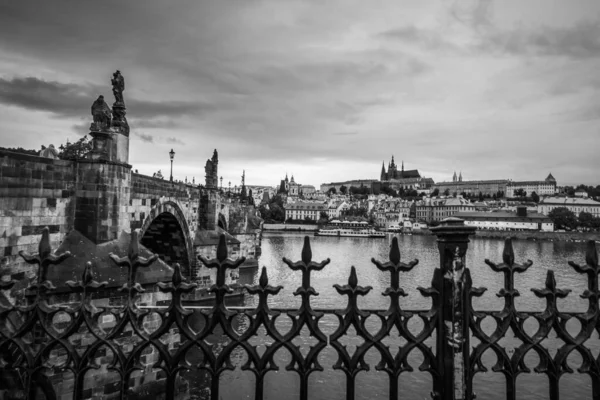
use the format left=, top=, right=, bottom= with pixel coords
left=182, top=272, right=245, bottom=305
left=314, top=228, right=385, bottom=238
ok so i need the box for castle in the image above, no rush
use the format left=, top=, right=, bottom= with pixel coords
left=380, top=156, right=421, bottom=181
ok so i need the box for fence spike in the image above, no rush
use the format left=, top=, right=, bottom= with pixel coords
left=502, top=238, right=515, bottom=267
left=389, top=237, right=400, bottom=265
left=217, top=234, right=228, bottom=262
left=301, top=236, right=312, bottom=264
left=585, top=240, right=598, bottom=268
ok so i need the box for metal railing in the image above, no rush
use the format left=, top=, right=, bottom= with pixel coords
left=0, top=218, right=598, bottom=400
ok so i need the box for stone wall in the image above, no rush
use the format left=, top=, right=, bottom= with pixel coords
left=263, top=223, right=318, bottom=231
left=0, top=150, right=76, bottom=290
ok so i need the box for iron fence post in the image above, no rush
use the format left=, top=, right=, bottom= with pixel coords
left=431, top=217, right=476, bottom=400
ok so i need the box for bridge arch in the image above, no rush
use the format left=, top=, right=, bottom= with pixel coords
left=217, top=212, right=228, bottom=231
left=139, top=200, right=195, bottom=276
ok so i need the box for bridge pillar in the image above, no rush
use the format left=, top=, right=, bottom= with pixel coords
left=431, top=217, right=477, bottom=400
left=73, top=160, right=131, bottom=244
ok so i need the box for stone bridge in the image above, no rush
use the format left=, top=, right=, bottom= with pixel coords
left=0, top=149, right=261, bottom=301
left=0, top=73, right=261, bottom=303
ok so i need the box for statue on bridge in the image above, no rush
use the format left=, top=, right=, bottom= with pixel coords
left=111, top=70, right=125, bottom=105
left=90, top=95, right=112, bottom=131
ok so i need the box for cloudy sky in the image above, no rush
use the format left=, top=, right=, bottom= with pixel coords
left=0, top=0, right=599, bottom=188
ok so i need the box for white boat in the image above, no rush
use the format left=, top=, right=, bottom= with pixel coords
left=315, top=228, right=385, bottom=238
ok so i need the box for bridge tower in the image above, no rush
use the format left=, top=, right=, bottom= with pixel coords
left=75, top=70, right=132, bottom=244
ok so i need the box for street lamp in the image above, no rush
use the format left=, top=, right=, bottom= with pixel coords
left=220, top=176, right=223, bottom=191
left=169, top=148, right=175, bottom=182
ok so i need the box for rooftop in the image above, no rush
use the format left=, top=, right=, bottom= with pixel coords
left=539, top=196, right=600, bottom=206
left=455, top=211, right=552, bottom=222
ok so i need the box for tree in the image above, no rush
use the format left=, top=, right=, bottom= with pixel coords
left=478, top=192, right=484, bottom=202
left=431, top=188, right=440, bottom=196
left=340, top=185, right=348, bottom=195
left=327, top=187, right=337, bottom=195
left=258, top=205, right=271, bottom=220
left=531, top=191, right=540, bottom=203
left=578, top=211, right=595, bottom=230
left=548, top=207, right=578, bottom=231
left=443, top=189, right=450, bottom=196
left=58, top=136, right=93, bottom=160
left=0, top=146, right=39, bottom=156
left=319, top=211, right=329, bottom=221
left=269, top=203, right=285, bottom=222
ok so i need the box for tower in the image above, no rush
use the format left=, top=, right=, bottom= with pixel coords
left=453, top=171, right=457, bottom=182
left=380, top=161, right=386, bottom=181
left=205, top=149, right=219, bottom=188
left=459, top=171, right=462, bottom=182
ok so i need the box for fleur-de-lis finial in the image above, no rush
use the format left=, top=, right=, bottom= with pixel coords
left=283, top=236, right=330, bottom=298
left=19, top=227, right=71, bottom=293
left=109, top=229, right=158, bottom=294
left=568, top=240, right=599, bottom=311
left=157, top=263, right=197, bottom=315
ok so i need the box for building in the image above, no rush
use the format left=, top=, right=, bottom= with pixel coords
left=433, top=172, right=508, bottom=197
left=455, top=207, right=554, bottom=231
left=285, top=201, right=328, bottom=221
left=326, top=200, right=350, bottom=219
left=505, top=173, right=557, bottom=197
left=574, top=189, right=589, bottom=198
left=415, top=197, right=475, bottom=223
left=380, top=156, right=420, bottom=181
left=372, top=199, right=412, bottom=229
left=300, top=185, right=316, bottom=197
left=379, top=157, right=434, bottom=192
left=538, top=196, right=600, bottom=218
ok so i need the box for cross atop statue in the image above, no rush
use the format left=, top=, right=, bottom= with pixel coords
left=111, top=70, right=125, bottom=105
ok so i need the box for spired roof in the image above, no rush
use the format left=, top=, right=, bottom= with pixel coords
left=48, top=230, right=173, bottom=291
left=545, top=173, right=556, bottom=182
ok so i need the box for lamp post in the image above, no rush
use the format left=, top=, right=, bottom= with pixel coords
left=220, top=176, right=223, bottom=191
left=169, top=148, right=175, bottom=182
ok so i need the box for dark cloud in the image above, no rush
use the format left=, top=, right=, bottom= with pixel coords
left=0, top=76, right=205, bottom=120
left=71, top=123, right=89, bottom=135
left=134, top=132, right=154, bottom=143
left=449, top=0, right=494, bottom=30
left=479, top=21, right=600, bottom=58
left=0, top=77, right=98, bottom=117
left=129, top=119, right=178, bottom=129
left=377, top=26, right=455, bottom=51
left=166, top=137, right=184, bottom=145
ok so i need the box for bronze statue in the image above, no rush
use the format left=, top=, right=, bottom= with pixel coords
left=111, top=70, right=125, bottom=104
left=90, top=95, right=112, bottom=131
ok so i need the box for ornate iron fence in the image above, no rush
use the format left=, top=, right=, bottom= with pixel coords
left=0, top=218, right=598, bottom=400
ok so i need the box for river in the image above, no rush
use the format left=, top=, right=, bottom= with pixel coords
left=190, top=232, right=597, bottom=400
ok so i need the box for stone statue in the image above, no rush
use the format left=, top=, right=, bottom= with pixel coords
left=111, top=70, right=125, bottom=104
left=90, top=95, right=112, bottom=131
left=39, top=144, right=59, bottom=159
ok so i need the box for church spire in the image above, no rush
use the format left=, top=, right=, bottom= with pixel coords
left=401, top=160, right=404, bottom=172
left=453, top=171, right=457, bottom=182
left=459, top=171, right=462, bottom=182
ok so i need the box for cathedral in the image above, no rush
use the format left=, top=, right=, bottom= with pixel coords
left=380, top=156, right=421, bottom=181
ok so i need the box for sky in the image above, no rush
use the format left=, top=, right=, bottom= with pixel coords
left=0, top=0, right=599, bottom=188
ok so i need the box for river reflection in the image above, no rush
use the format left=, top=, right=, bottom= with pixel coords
left=193, top=232, right=597, bottom=400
